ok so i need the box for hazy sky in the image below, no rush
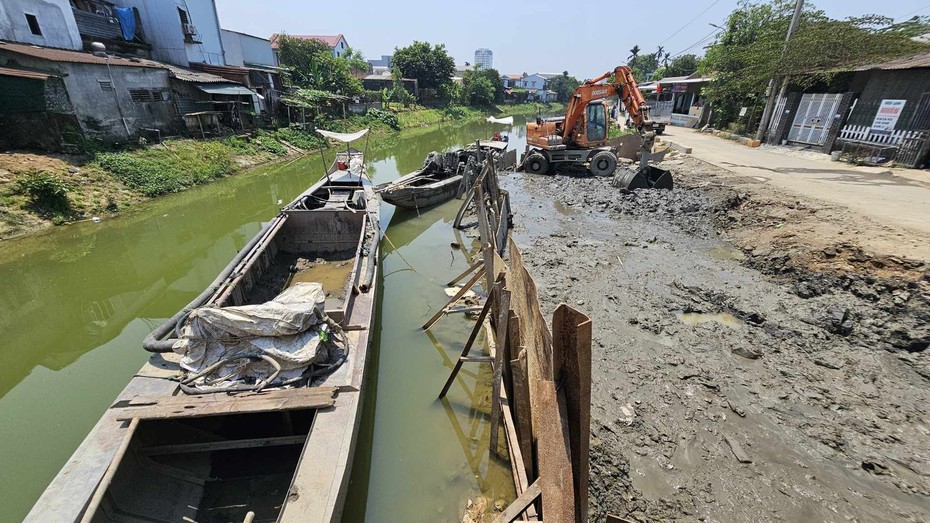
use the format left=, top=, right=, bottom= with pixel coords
left=215, top=0, right=930, bottom=79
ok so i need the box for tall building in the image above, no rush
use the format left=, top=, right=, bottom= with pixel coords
left=474, top=48, right=492, bottom=70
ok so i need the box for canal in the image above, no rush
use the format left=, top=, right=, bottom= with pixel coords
left=0, top=116, right=531, bottom=521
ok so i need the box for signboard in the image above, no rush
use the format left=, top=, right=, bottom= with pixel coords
left=871, top=99, right=906, bottom=132
left=671, top=83, right=688, bottom=93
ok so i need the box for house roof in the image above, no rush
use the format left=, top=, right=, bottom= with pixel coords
left=534, top=73, right=560, bottom=78
left=159, top=63, right=236, bottom=84
left=0, top=41, right=161, bottom=68
left=269, top=34, right=344, bottom=49
left=0, top=66, right=54, bottom=80
left=221, top=29, right=271, bottom=42
left=502, top=74, right=522, bottom=79
left=854, top=53, right=930, bottom=72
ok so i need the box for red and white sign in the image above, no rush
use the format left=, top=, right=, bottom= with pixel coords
left=871, top=99, right=906, bottom=131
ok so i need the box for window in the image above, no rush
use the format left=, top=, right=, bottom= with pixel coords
left=129, top=88, right=154, bottom=102
left=586, top=103, right=606, bottom=142
left=25, top=14, right=41, bottom=35
left=177, top=7, right=189, bottom=25
left=98, top=80, right=113, bottom=91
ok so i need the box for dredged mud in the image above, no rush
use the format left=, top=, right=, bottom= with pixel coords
left=500, top=153, right=930, bottom=522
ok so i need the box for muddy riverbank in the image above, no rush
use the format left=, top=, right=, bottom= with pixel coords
left=500, top=152, right=930, bottom=522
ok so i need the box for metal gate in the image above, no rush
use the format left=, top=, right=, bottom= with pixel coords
left=787, top=93, right=843, bottom=145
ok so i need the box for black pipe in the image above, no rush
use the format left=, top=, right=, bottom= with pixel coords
left=142, top=216, right=282, bottom=353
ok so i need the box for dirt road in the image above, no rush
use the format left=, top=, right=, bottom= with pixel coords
left=500, top=151, right=930, bottom=522
left=662, top=128, right=930, bottom=261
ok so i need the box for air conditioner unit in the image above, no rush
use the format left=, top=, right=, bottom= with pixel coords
left=183, top=24, right=197, bottom=36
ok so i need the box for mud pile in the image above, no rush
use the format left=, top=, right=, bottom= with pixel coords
left=500, top=154, right=930, bottom=522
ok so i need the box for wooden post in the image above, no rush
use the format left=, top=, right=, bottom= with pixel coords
left=422, top=267, right=485, bottom=331
left=437, top=295, right=494, bottom=399
left=489, top=285, right=511, bottom=457
left=79, top=418, right=140, bottom=523
left=447, top=260, right=482, bottom=287
left=491, top=480, right=541, bottom=523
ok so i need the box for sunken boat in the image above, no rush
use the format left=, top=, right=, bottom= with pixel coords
left=377, top=141, right=510, bottom=211
left=26, top=129, right=380, bottom=523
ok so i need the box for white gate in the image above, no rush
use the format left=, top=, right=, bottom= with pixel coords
left=787, top=93, right=843, bottom=145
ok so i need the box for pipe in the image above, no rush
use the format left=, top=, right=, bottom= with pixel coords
left=357, top=222, right=379, bottom=293
left=142, top=217, right=281, bottom=353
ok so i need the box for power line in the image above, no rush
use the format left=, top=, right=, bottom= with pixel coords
left=658, top=0, right=724, bottom=46
left=896, top=3, right=930, bottom=20
left=669, top=27, right=722, bottom=58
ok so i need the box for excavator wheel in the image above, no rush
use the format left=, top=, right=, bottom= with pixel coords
left=589, top=150, right=618, bottom=176
left=524, top=153, right=549, bottom=175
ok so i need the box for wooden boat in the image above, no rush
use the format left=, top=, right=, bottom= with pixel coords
left=377, top=141, right=511, bottom=211
left=27, top=130, right=380, bottom=523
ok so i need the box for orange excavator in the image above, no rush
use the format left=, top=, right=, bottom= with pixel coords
left=523, top=65, right=673, bottom=189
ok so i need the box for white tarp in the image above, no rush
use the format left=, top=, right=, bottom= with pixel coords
left=174, top=283, right=331, bottom=385
left=486, top=116, right=514, bottom=125
left=317, top=128, right=369, bottom=142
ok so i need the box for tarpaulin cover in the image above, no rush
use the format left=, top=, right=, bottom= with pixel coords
left=317, top=128, right=369, bottom=142
left=486, top=116, right=514, bottom=125
left=114, top=7, right=136, bottom=41
left=174, top=283, right=331, bottom=385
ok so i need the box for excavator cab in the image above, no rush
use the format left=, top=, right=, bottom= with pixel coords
left=583, top=102, right=608, bottom=144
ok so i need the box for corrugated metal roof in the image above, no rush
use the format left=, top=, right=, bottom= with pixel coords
left=0, top=41, right=161, bottom=68
left=0, top=66, right=53, bottom=80
left=270, top=34, right=343, bottom=49
left=196, top=83, right=255, bottom=96
left=855, top=53, right=930, bottom=71
left=160, top=63, right=234, bottom=84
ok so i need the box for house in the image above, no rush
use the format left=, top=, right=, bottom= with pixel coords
left=270, top=34, right=349, bottom=64
left=362, top=72, right=418, bottom=98
left=639, top=73, right=711, bottom=128
left=516, top=73, right=559, bottom=101
left=762, top=52, right=930, bottom=168
left=112, top=0, right=225, bottom=67
left=0, top=0, right=83, bottom=50
left=70, top=0, right=152, bottom=57
left=0, top=41, right=181, bottom=145
left=501, top=74, right=521, bottom=89
left=161, top=63, right=259, bottom=133
left=220, top=29, right=283, bottom=114
left=368, top=54, right=391, bottom=75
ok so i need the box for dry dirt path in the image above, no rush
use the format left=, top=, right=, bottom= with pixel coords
left=500, top=154, right=930, bottom=522
left=661, top=128, right=930, bottom=261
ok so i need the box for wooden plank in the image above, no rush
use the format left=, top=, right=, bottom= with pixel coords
left=447, top=260, right=483, bottom=286
left=140, top=435, right=309, bottom=456
left=79, top=418, right=139, bottom=523
left=489, top=286, right=511, bottom=457
left=438, top=297, right=493, bottom=399
left=422, top=267, right=486, bottom=330
left=535, top=380, right=576, bottom=523
left=552, top=305, right=592, bottom=523
left=112, top=387, right=338, bottom=409
left=460, top=355, right=493, bottom=363
left=491, top=480, right=541, bottom=523
left=510, top=348, right=534, bottom=482
left=114, top=388, right=337, bottom=421
left=500, top=384, right=539, bottom=520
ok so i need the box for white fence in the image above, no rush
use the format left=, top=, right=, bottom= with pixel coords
left=837, top=125, right=920, bottom=146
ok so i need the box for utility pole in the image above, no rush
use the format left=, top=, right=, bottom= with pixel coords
left=755, top=0, right=805, bottom=142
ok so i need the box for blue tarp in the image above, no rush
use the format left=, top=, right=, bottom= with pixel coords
left=114, top=7, right=136, bottom=41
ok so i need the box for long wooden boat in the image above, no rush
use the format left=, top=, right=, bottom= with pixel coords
left=377, top=141, right=511, bottom=211
left=27, top=134, right=380, bottom=523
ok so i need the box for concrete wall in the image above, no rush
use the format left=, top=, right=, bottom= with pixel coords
left=0, top=0, right=82, bottom=50
left=113, top=0, right=224, bottom=66
left=0, top=51, right=180, bottom=141
left=221, top=30, right=275, bottom=68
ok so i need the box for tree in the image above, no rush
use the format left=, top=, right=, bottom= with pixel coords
left=277, top=35, right=362, bottom=96
left=460, top=66, right=503, bottom=106
left=341, top=46, right=370, bottom=75
left=392, top=41, right=456, bottom=91
left=702, top=0, right=930, bottom=126
left=665, top=54, right=699, bottom=77
left=627, top=45, right=660, bottom=82
left=547, top=74, right=581, bottom=103
left=628, top=45, right=641, bottom=62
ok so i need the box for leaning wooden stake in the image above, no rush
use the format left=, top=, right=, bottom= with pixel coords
left=437, top=294, right=494, bottom=399
left=447, top=260, right=483, bottom=287
left=422, top=267, right=486, bottom=331
left=491, top=480, right=541, bottom=523
left=489, top=285, right=511, bottom=457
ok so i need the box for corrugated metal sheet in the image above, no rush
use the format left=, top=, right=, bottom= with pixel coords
left=160, top=63, right=232, bottom=84
left=196, top=83, right=254, bottom=96
left=855, top=53, right=930, bottom=72
left=73, top=10, right=124, bottom=41
left=0, top=42, right=160, bottom=68
left=0, top=67, right=53, bottom=80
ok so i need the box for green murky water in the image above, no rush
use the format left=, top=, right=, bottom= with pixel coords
left=0, top=116, right=530, bottom=521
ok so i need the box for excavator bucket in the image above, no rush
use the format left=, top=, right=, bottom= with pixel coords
left=614, top=166, right=674, bottom=190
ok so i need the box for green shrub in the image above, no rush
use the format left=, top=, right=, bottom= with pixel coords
left=365, top=108, right=399, bottom=130
left=96, top=140, right=237, bottom=196
left=269, top=127, right=326, bottom=150
left=443, top=106, right=467, bottom=119
left=253, top=131, right=288, bottom=155
left=17, top=171, right=71, bottom=212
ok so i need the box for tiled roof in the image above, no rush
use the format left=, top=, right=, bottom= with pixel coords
left=0, top=66, right=53, bottom=80
left=270, top=34, right=344, bottom=49
left=0, top=41, right=161, bottom=68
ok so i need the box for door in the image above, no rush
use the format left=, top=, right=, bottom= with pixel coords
left=787, top=93, right=843, bottom=145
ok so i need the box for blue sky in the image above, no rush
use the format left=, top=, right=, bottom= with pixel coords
left=216, top=0, right=930, bottom=79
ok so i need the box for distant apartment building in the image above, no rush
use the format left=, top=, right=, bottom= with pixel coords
left=474, top=48, right=492, bottom=70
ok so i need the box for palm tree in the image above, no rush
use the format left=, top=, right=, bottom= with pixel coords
left=628, top=45, right=641, bottom=62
